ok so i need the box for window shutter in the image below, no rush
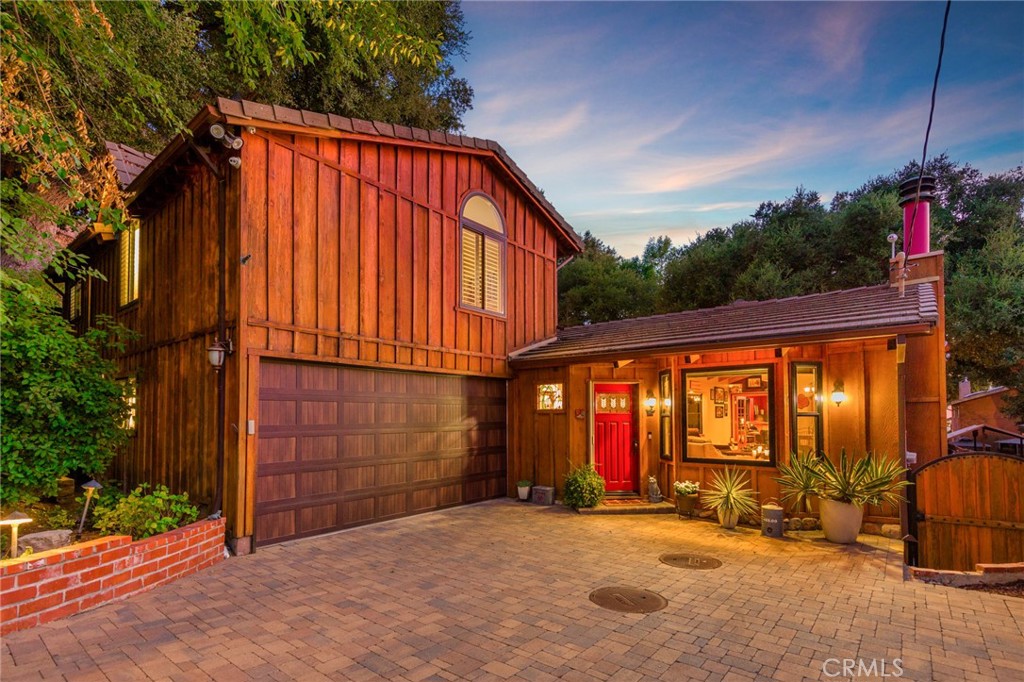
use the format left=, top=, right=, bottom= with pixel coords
left=461, top=228, right=482, bottom=308
left=483, top=237, right=503, bottom=313
left=119, top=231, right=131, bottom=306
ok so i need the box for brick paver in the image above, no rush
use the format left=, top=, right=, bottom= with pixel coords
left=2, top=500, right=1022, bottom=681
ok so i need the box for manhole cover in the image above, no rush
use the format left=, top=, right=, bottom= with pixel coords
left=589, top=586, right=668, bottom=613
left=659, top=553, right=723, bottom=570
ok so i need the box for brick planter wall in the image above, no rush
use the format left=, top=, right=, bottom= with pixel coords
left=1, top=518, right=225, bottom=635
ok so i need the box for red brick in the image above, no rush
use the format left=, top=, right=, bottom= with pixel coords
left=36, top=574, right=78, bottom=594
left=79, top=564, right=115, bottom=584
left=2, top=613, right=36, bottom=635
left=18, top=565, right=61, bottom=587
left=141, top=570, right=168, bottom=588
left=61, top=555, right=101, bottom=575
left=36, top=600, right=83, bottom=625
left=111, top=579, right=143, bottom=599
left=98, top=570, right=130, bottom=591
left=2, top=584, right=38, bottom=604
left=18, top=590, right=62, bottom=616
left=1, top=603, right=20, bottom=623
left=1, top=575, right=18, bottom=591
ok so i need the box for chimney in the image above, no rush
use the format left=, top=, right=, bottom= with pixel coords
left=898, top=175, right=936, bottom=256
left=958, top=377, right=972, bottom=400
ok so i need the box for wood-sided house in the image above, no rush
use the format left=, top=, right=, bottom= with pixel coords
left=509, top=182, right=948, bottom=527
left=68, top=98, right=582, bottom=553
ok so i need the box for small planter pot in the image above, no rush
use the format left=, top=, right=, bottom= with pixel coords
left=517, top=486, right=531, bottom=501
left=717, top=509, right=740, bottom=530
left=675, top=494, right=699, bottom=518
left=819, top=498, right=864, bottom=543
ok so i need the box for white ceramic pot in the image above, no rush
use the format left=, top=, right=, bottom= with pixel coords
left=717, top=509, right=739, bottom=529
left=819, top=498, right=864, bottom=543
left=517, top=486, right=530, bottom=501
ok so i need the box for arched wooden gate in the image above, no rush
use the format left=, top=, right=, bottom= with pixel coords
left=905, top=452, right=1024, bottom=570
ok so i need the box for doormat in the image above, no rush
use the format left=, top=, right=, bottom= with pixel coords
left=659, top=553, right=723, bottom=570
left=589, top=586, right=668, bottom=613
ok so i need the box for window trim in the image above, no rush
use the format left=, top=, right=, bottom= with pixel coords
left=67, top=279, right=84, bottom=322
left=659, top=370, right=673, bottom=461
left=790, top=362, right=824, bottom=456
left=536, top=382, right=565, bottom=412
left=458, top=192, right=506, bottom=317
left=681, top=364, right=776, bottom=467
left=118, top=220, right=141, bottom=309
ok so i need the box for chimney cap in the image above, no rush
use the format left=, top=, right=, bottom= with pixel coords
left=898, top=175, right=936, bottom=206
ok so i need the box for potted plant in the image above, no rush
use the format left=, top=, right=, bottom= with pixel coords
left=774, top=451, right=818, bottom=514
left=775, top=450, right=909, bottom=543
left=516, top=480, right=532, bottom=501
left=672, top=480, right=700, bottom=518
left=703, top=468, right=758, bottom=529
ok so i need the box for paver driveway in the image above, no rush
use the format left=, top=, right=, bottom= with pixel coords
left=3, top=499, right=1022, bottom=681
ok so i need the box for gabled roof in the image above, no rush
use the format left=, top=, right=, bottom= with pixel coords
left=950, top=386, right=1009, bottom=406
left=216, top=98, right=582, bottom=251
left=105, top=141, right=155, bottom=187
left=511, top=283, right=940, bottom=366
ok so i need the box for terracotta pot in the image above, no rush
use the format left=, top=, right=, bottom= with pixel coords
left=675, top=494, right=699, bottom=518
left=819, top=498, right=864, bottom=543
left=517, top=486, right=530, bottom=501
left=717, top=509, right=740, bottom=529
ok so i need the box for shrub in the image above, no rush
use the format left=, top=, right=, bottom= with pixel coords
left=93, top=484, right=199, bottom=539
left=0, top=279, right=133, bottom=504
left=563, top=463, right=605, bottom=510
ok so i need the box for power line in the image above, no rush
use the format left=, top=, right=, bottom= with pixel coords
left=905, top=0, right=952, bottom=254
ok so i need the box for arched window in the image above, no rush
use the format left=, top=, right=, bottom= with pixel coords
left=460, top=194, right=505, bottom=314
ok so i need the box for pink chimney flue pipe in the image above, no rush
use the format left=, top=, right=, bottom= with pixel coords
left=898, top=175, right=936, bottom=256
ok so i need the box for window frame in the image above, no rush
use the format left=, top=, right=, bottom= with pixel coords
left=67, top=279, right=84, bottom=322
left=118, top=220, right=141, bottom=309
left=458, top=192, right=506, bottom=317
left=659, top=370, right=673, bottom=461
left=681, top=364, right=776, bottom=467
left=119, top=376, right=138, bottom=436
left=790, top=362, right=823, bottom=456
left=536, top=383, right=565, bottom=412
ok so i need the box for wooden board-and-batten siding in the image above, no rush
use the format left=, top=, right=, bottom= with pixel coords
left=255, top=361, right=506, bottom=545
left=238, top=128, right=560, bottom=376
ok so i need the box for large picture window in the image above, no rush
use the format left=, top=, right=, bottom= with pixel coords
left=682, top=366, right=774, bottom=465
left=791, top=363, right=823, bottom=455
left=459, top=194, right=505, bottom=314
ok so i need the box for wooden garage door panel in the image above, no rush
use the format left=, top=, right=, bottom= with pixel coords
left=255, top=361, right=506, bottom=546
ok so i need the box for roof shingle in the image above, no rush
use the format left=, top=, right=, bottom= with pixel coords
left=512, top=284, right=939, bottom=364
left=105, top=141, right=156, bottom=187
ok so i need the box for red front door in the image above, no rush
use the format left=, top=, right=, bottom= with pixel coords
left=593, top=383, right=638, bottom=493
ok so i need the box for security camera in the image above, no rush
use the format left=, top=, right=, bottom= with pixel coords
left=228, top=156, right=242, bottom=169
left=221, top=132, right=244, bottom=150
left=209, top=123, right=226, bottom=140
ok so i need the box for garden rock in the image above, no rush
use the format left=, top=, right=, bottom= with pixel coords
left=20, top=530, right=73, bottom=552
left=862, top=522, right=883, bottom=536
left=881, top=524, right=902, bottom=539
left=801, top=518, right=818, bottom=531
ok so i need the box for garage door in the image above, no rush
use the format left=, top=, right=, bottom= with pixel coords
left=255, top=360, right=507, bottom=546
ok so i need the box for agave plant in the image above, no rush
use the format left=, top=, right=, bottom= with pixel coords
left=703, top=468, right=759, bottom=516
left=774, top=451, right=819, bottom=513
left=812, top=449, right=910, bottom=507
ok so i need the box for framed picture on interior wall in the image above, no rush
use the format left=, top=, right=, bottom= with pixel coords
left=715, top=405, right=725, bottom=419
left=746, top=377, right=763, bottom=390
left=712, top=387, right=726, bottom=403
left=689, top=380, right=700, bottom=390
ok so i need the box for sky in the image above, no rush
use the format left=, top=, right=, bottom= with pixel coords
left=455, top=1, right=1024, bottom=257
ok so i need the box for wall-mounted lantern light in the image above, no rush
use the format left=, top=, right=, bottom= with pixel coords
left=644, top=390, right=657, bottom=416
left=207, top=338, right=234, bottom=372
left=662, top=397, right=672, bottom=410
left=1, top=512, right=32, bottom=558
left=831, top=379, right=847, bottom=406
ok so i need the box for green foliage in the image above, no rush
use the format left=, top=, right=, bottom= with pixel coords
left=702, top=468, right=759, bottom=516
left=781, top=450, right=910, bottom=508
left=558, top=231, right=658, bottom=325
left=673, top=480, right=699, bottom=496
left=92, top=484, right=199, bottom=540
left=516, top=480, right=532, bottom=487
left=0, top=278, right=131, bottom=504
left=773, top=451, right=820, bottom=513
left=40, top=506, right=76, bottom=530
left=562, top=462, right=605, bottom=510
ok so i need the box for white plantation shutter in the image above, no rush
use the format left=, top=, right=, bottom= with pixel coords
left=483, top=237, right=503, bottom=313
left=461, top=228, right=482, bottom=308
left=119, top=222, right=140, bottom=306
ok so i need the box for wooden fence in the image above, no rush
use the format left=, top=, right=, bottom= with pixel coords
left=905, top=452, right=1024, bottom=571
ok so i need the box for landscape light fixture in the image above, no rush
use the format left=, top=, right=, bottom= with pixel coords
left=1, top=512, right=32, bottom=558
left=644, top=390, right=657, bottom=416
left=77, top=480, right=103, bottom=540
left=831, top=379, right=847, bottom=407
left=207, top=338, right=234, bottom=371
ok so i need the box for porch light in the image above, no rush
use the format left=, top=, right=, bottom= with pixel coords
left=644, top=390, right=657, bottom=416
left=1, top=512, right=32, bottom=558
left=663, top=397, right=672, bottom=409
left=831, top=379, right=847, bottom=406
left=207, top=338, right=234, bottom=371
left=77, top=480, right=102, bottom=540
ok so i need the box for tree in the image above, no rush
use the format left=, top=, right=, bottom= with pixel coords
left=558, top=232, right=657, bottom=325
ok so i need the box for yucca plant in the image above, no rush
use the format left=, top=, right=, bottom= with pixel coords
left=813, top=450, right=910, bottom=507
left=703, top=468, right=759, bottom=517
left=774, top=451, right=819, bottom=513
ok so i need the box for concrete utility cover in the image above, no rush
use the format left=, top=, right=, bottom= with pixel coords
left=659, top=553, right=723, bottom=570
left=589, top=586, right=668, bottom=613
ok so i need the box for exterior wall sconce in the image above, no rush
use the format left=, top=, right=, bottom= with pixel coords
left=662, top=397, right=672, bottom=410
left=77, top=480, right=103, bottom=539
left=1, top=511, right=32, bottom=558
left=831, top=379, right=847, bottom=406
left=644, top=390, right=657, bottom=416
left=207, top=338, right=234, bottom=372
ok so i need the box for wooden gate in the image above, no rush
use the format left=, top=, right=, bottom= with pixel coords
left=906, top=452, right=1024, bottom=570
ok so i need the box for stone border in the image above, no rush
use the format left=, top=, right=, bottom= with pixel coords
left=0, top=518, right=225, bottom=635
left=908, top=561, right=1024, bottom=588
